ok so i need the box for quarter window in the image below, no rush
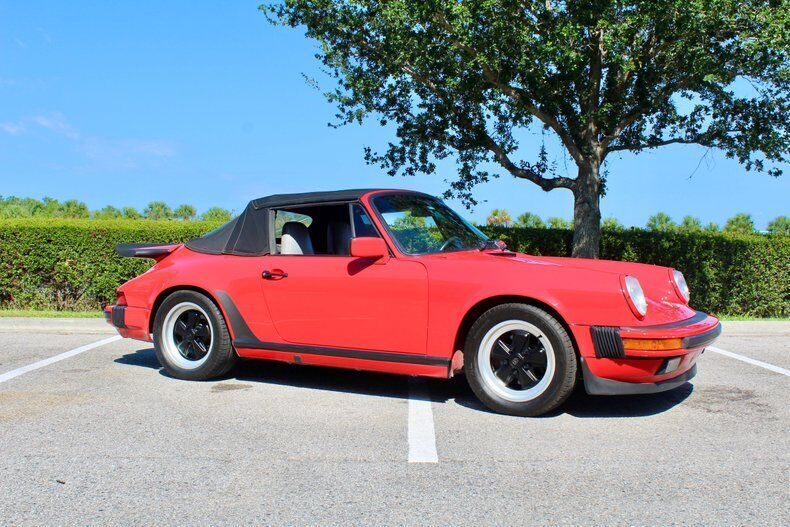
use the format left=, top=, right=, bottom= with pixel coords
left=352, top=204, right=380, bottom=238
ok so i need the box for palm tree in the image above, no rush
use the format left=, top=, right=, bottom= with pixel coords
left=724, top=213, right=755, bottom=234
left=144, top=201, right=174, bottom=221
left=767, top=216, right=789, bottom=235
left=122, top=207, right=142, bottom=220
left=547, top=217, right=570, bottom=229
left=200, top=207, right=232, bottom=223
left=680, top=216, right=703, bottom=232
left=646, top=212, right=676, bottom=232
left=174, top=204, right=197, bottom=221
left=516, top=212, right=545, bottom=228
left=487, top=209, right=513, bottom=227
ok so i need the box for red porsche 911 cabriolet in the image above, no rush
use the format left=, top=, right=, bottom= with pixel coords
left=105, top=189, right=721, bottom=416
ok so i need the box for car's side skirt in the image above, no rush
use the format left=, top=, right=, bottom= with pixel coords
left=233, top=338, right=449, bottom=366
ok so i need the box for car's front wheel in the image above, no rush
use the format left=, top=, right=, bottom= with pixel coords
left=153, top=290, right=236, bottom=380
left=464, top=303, right=577, bottom=416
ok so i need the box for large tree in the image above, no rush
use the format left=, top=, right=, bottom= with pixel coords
left=265, top=0, right=788, bottom=257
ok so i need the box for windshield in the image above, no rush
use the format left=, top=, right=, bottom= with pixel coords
left=372, top=193, right=489, bottom=254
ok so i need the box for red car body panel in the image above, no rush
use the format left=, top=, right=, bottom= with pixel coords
left=258, top=255, right=428, bottom=354
left=105, top=189, right=720, bottom=390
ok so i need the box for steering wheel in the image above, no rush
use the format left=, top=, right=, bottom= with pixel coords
left=439, top=236, right=463, bottom=252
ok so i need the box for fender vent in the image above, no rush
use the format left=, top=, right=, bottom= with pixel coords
left=590, top=326, right=625, bottom=358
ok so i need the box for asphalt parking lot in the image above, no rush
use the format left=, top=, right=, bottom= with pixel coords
left=0, top=318, right=787, bottom=526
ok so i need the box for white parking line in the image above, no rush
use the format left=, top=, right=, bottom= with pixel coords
left=408, top=378, right=438, bottom=463
left=0, top=335, right=121, bottom=384
left=707, top=346, right=790, bottom=377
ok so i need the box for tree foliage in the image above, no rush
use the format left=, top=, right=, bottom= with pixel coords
left=0, top=196, right=232, bottom=222
left=61, top=199, right=90, bottom=219
left=200, top=207, right=233, bottom=223
left=516, top=211, right=545, bottom=228
left=646, top=212, right=676, bottom=231
left=547, top=216, right=571, bottom=229
left=487, top=208, right=513, bottom=227
left=265, top=0, right=788, bottom=257
left=724, top=212, right=756, bottom=234
left=767, top=215, right=790, bottom=235
left=174, top=204, right=198, bottom=221
left=680, top=215, right=703, bottom=232
left=122, top=207, right=142, bottom=220
left=0, top=196, right=91, bottom=219
left=143, top=201, right=174, bottom=221
left=93, top=205, right=123, bottom=220
left=601, top=216, right=623, bottom=230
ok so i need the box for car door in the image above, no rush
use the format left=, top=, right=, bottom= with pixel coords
left=260, top=203, right=429, bottom=355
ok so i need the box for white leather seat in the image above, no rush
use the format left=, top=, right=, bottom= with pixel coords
left=327, top=221, right=353, bottom=255
left=281, top=222, right=314, bottom=255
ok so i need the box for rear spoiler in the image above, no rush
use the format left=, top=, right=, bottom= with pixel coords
left=115, top=243, right=180, bottom=261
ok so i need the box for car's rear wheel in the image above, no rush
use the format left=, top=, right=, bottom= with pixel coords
left=464, top=303, right=577, bottom=416
left=153, top=290, right=236, bottom=380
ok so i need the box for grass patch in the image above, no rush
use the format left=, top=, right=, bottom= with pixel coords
left=0, top=309, right=103, bottom=318
left=717, top=315, right=789, bottom=322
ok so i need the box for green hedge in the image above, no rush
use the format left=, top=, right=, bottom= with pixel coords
left=0, top=219, right=787, bottom=317
left=0, top=219, right=220, bottom=311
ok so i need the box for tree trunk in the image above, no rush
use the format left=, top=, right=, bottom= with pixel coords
left=571, top=161, right=601, bottom=258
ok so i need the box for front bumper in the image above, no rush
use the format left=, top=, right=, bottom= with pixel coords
left=583, top=362, right=698, bottom=395
left=104, top=304, right=152, bottom=342
left=577, top=311, right=720, bottom=395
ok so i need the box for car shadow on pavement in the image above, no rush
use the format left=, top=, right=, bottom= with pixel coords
left=449, top=379, right=694, bottom=418
left=116, top=347, right=693, bottom=418
left=115, top=347, right=161, bottom=369
left=234, top=357, right=414, bottom=400
left=564, top=384, right=694, bottom=418
left=115, top=348, right=411, bottom=400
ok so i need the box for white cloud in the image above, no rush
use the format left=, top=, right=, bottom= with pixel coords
left=35, top=28, right=52, bottom=44
left=31, top=113, right=80, bottom=139
left=81, top=138, right=175, bottom=167
left=0, top=112, right=176, bottom=167
left=0, top=122, right=26, bottom=135
left=0, top=112, right=76, bottom=138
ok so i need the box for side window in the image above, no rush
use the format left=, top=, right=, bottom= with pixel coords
left=275, top=210, right=312, bottom=239
left=274, top=203, right=362, bottom=256
left=274, top=210, right=313, bottom=255
left=352, top=204, right=380, bottom=238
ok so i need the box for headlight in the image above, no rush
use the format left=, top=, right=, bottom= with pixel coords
left=623, top=275, right=648, bottom=318
left=672, top=269, right=690, bottom=303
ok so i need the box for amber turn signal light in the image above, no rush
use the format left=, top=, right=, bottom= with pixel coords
left=621, top=338, right=682, bottom=351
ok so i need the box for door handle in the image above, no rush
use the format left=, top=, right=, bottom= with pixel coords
left=262, top=269, right=288, bottom=279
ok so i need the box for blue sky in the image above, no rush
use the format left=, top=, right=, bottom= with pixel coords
left=1, top=1, right=787, bottom=228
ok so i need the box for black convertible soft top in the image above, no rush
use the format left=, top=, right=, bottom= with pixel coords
left=186, top=189, right=398, bottom=256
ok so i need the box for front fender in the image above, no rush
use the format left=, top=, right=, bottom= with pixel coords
left=422, top=253, right=694, bottom=359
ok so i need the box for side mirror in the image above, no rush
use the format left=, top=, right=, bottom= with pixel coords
left=350, top=237, right=389, bottom=263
